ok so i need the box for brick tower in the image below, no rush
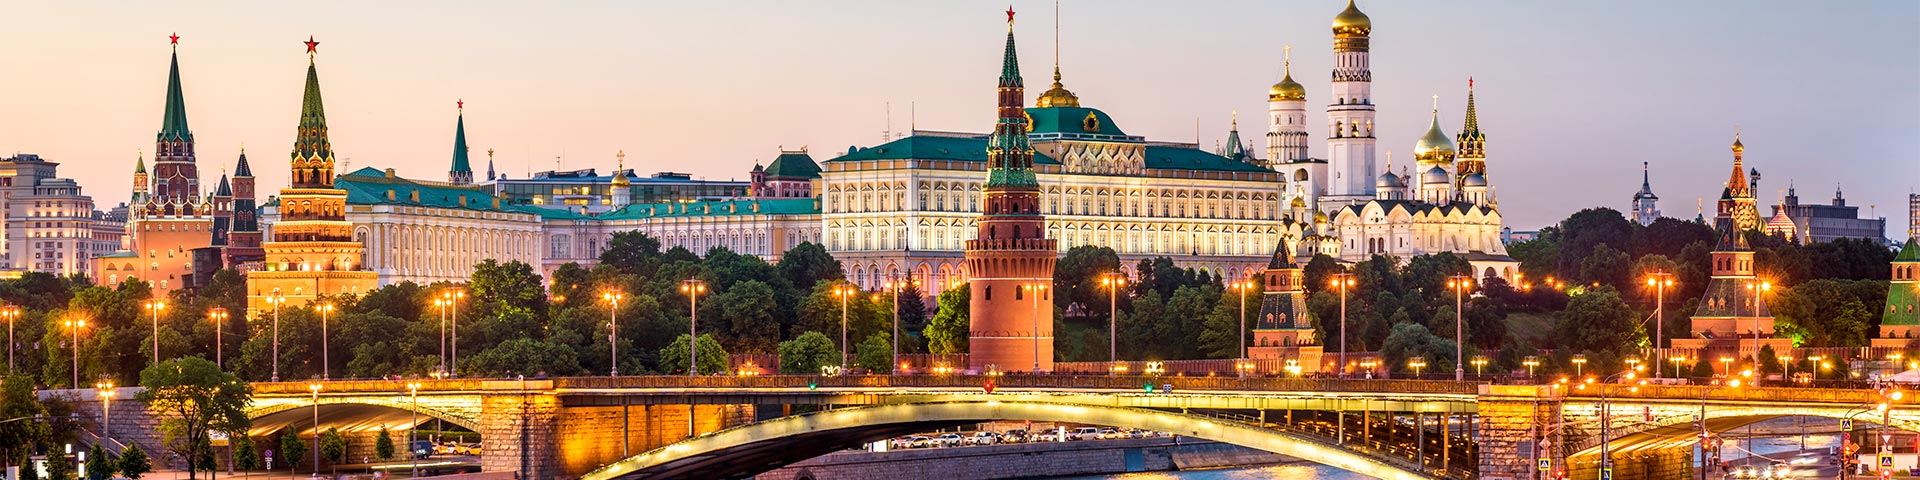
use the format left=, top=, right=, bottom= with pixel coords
left=966, top=9, right=1058, bottom=374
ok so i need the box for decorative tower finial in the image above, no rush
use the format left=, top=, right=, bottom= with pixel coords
left=169, top=32, right=179, bottom=47
left=304, top=36, right=319, bottom=61
left=448, top=99, right=473, bottom=185
left=1034, top=0, right=1079, bottom=108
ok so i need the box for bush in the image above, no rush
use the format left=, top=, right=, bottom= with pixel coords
left=777, top=331, right=839, bottom=374
left=375, top=426, right=396, bottom=461
left=319, top=427, right=348, bottom=464
left=85, top=443, right=113, bottom=480
left=118, top=442, right=151, bottom=480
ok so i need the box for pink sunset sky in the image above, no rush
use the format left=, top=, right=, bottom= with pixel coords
left=1, top=1, right=1915, bottom=230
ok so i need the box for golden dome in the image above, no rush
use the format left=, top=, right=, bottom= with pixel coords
left=1314, top=211, right=1329, bottom=223
left=1413, top=112, right=1455, bottom=162
left=611, top=149, right=631, bottom=187
left=1332, top=0, right=1371, bottom=36
left=1290, top=196, right=1307, bottom=208
left=1036, top=68, right=1081, bottom=108
left=1269, top=72, right=1306, bottom=102
left=1731, top=133, right=1744, bottom=153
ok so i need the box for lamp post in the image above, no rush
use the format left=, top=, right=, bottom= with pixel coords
left=1101, top=273, right=1125, bottom=375
left=317, top=302, right=335, bottom=380
left=1670, top=355, right=1689, bottom=379
left=207, top=308, right=228, bottom=370
left=1023, top=283, right=1048, bottom=374
left=443, top=289, right=465, bottom=377
left=1719, top=356, right=1733, bottom=379
left=309, top=383, right=322, bottom=475
left=1522, top=356, right=1539, bottom=379
left=143, top=299, right=166, bottom=365
left=680, top=279, right=707, bottom=376
left=1571, top=353, right=1588, bottom=378
left=407, top=382, right=420, bottom=478
left=433, top=297, right=448, bottom=376
left=96, top=381, right=115, bottom=445
left=1807, top=355, right=1824, bottom=381
left=1471, top=355, right=1488, bottom=378
left=1330, top=273, right=1355, bottom=377
left=1744, top=280, right=1771, bottom=368
left=1231, top=280, right=1253, bottom=361
left=1584, top=371, right=1648, bottom=480
left=1645, top=272, right=1675, bottom=378
left=833, top=284, right=856, bottom=369
left=1446, top=274, right=1472, bottom=381
left=64, top=316, right=87, bottom=388
left=882, top=275, right=917, bottom=374
left=1409, top=356, right=1428, bottom=378
left=267, top=289, right=286, bottom=382
left=602, top=290, right=623, bottom=377
left=3, top=305, right=18, bottom=375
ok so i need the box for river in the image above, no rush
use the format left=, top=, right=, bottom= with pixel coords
left=1059, top=463, right=1370, bottom=480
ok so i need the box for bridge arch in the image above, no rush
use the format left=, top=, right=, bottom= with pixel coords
left=582, top=399, right=1434, bottom=480
left=1568, top=402, right=1920, bottom=457
left=246, top=398, right=481, bottom=436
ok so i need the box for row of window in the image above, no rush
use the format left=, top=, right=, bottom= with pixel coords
left=827, top=184, right=1285, bottom=220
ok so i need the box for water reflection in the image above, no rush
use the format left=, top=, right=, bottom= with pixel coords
left=1061, top=463, right=1369, bottom=480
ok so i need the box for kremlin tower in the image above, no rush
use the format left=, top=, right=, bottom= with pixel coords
left=1320, top=0, right=1378, bottom=210
left=966, top=9, right=1058, bottom=373
left=225, top=151, right=264, bottom=266
left=1247, top=239, right=1323, bottom=374
left=449, top=101, right=473, bottom=185
left=1674, top=134, right=1788, bottom=359
left=246, top=37, right=377, bottom=318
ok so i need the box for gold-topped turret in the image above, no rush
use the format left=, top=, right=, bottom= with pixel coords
left=1270, top=45, right=1306, bottom=101
left=1332, top=0, right=1371, bottom=36
left=611, top=150, right=631, bottom=187
left=1036, top=68, right=1080, bottom=108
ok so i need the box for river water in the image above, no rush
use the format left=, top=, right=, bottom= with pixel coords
left=1059, top=463, right=1370, bottom=480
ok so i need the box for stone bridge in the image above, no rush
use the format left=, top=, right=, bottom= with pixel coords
left=52, top=377, right=1920, bottom=480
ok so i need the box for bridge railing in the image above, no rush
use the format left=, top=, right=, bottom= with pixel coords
left=1566, top=383, right=1887, bottom=404
left=251, top=378, right=490, bottom=395
left=549, top=375, right=1480, bottom=395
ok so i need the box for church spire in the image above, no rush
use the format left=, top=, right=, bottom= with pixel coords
left=290, top=36, right=336, bottom=189
left=986, top=6, right=1037, bottom=187
left=487, top=148, right=497, bottom=181
left=449, top=100, right=473, bottom=185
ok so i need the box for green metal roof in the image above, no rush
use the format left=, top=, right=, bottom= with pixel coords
left=829, top=135, right=1059, bottom=165
left=293, top=62, right=332, bottom=164
left=599, top=198, right=819, bottom=220
left=1027, top=106, right=1128, bottom=137
left=763, top=151, right=821, bottom=179
left=157, top=49, right=192, bottom=143
left=1142, top=145, right=1271, bottom=173
left=449, top=112, right=471, bottom=174
left=1897, top=237, right=1920, bottom=262
left=335, top=167, right=531, bottom=215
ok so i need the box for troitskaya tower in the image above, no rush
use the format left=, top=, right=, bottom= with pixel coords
left=247, top=37, right=377, bottom=321
left=966, top=9, right=1059, bottom=374
left=1320, top=0, right=1378, bottom=211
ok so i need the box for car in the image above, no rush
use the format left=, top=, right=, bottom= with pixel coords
left=1763, top=462, right=1790, bottom=479
left=967, top=431, right=998, bottom=446
left=935, top=433, right=965, bottom=447
left=1096, top=428, right=1120, bottom=439
left=1728, top=464, right=1759, bottom=479
left=904, top=436, right=933, bottom=448
left=409, top=440, right=434, bottom=459
left=1071, top=427, right=1102, bottom=441
left=1000, top=429, right=1028, bottom=443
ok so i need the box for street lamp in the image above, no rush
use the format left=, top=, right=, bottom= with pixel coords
left=1231, top=280, right=1254, bottom=361
left=206, top=308, right=228, bottom=370
left=1645, top=272, right=1676, bottom=378
left=2, top=305, right=18, bottom=375
left=1719, top=356, right=1734, bottom=379
left=1571, top=353, right=1588, bottom=377
left=1330, top=273, right=1356, bottom=377
left=601, top=290, right=624, bottom=376
left=1100, top=273, right=1126, bottom=376
left=96, top=381, right=115, bottom=444
left=317, top=302, right=335, bottom=380
left=833, top=284, right=856, bottom=369
left=1470, top=355, right=1488, bottom=378
left=267, top=289, right=286, bottom=382
left=1807, top=355, right=1825, bottom=381
left=143, top=299, right=166, bottom=365
left=680, top=279, right=707, bottom=376
left=1446, top=274, right=1472, bottom=381
left=1022, top=282, right=1048, bottom=374
left=406, top=382, right=420, bottom=477
left=433, top=297, right=448, bottom=376
left=1408, top=356, right=1428, bottom=378
left=442, top=289, right=465, bottom=377
left=63, top=316, right=87, bottom=388
left=1670, top=355, right=1689, bottom=379
left=1522, top=355, right=1539, bottom=379
left=1744, top=280, right=1771, bottom=367
left=882, top=275, right=919, bottom=375
left=308, top=383, right=322, bottom=475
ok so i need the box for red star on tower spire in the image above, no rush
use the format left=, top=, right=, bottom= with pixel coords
left=1006, top=6, right=1015, bottom=24
left=304, top=36, right=320, bottom=55
left=457, top=99, right=464, bottom=110
left=169, top=32, right=179, bottom=45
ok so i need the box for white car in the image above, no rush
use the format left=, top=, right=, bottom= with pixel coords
left=936, top=433, right=965, bottom=447
left=1071, top=427, right=1102, bottom=441
left=1096, top=428, right=1121, bottom=439
left=967, top=431, right=998, bottom=446
left=902, top=435, right=933, bottom=448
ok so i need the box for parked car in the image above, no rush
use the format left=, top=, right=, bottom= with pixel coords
left=967, top=431, right=999, bottom=446
left=1071, top=427, right=1102, bottom=441
left=935, top=433, right=965, bottom=447
left=1096, top=428, right=1120, bottom=439
left=409, top=440, right=434, bottom=459
left=905, top=436, right=933, bottom=448
left=1000, top=429, right=1029, bottom=444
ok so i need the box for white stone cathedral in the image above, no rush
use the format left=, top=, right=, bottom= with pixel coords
left=1268, top=0, right=1518, bottom=280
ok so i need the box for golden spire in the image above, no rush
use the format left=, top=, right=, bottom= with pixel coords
left=612, top=150, right=630, bottom=187
left=1269, top=44, right=1306, bottom=101
left=1036, top=0, right=1080, bottom=108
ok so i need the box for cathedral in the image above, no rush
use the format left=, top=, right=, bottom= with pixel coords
left=1271, top=0, right=1518, bottom=280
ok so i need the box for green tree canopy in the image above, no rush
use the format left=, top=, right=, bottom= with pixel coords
left=118, top=442, right=151, bottom=479
left=855, top=333, right=892, bottom=373
left=137, top=357, right=250, bottom=480
left=778, top=331, right=839, bottom=374
left=924, top=286, right=970, bottom=355
left=1554, top=286, right=1642, bottom=357
left=657, top=334, right=728, bottom=375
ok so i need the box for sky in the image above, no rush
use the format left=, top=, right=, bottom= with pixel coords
left=1, top=1, right=1916, bottom=230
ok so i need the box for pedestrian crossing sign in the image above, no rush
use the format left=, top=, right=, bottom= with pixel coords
left=1844, top=419, right=1853, bottom=430
left=1881, top=454, right=1895, bottom=468
left=1539, top=458, right=1550, bottom=471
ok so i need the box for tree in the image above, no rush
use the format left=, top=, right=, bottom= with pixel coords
left=1198, top=288, right=1255, bottom=359
left=657, top=334, right=728, bottom=375
left=1381, top=322, right=1458, bottom=375
left=278, top=431, right=304, bottom=472
left=1772, top=279, right=1882, bottom=348
left=1554, top=286, right=1642, bottom=357
left=117, top=442, right=151, bottom=480
left=319, top=427, right=347, bottom=464
left=924, top=286, right=970, bottom=355
left=44, top=450, right=73, bottom=480
left=776, top=242, right=843, bottom=293
left=599, top=231, right=663, bottom=276
left=1579, top=244, right=1632, bottom=288
left=896, top=275, right=930, bottom=353
left=855, top=333, right=893, bottom=373
left=1689, top=356, right=1716, bottom=379
left=0, top=375, right=49, bottom=464
left=464, top=338, right=584, bottom=378
left=85, top=443, right=113, bottom=480
left=1554, top=208, right=1635, bottom=278
left=231, top=434, right=261, bottom=471
left=707, top=280, right=780, bottom=353
left=1757, top=344, right=1784, bottom=376
left=777, top=331, right=839, bottom=374
left=374, top=426, right=396, bottom=461
left=1054, top=246, right=1123, bottom=317
left=136, top=357, right=250, bottom=480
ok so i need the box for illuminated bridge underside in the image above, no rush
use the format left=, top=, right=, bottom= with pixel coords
left=582, top=400, right=1437, bottom=480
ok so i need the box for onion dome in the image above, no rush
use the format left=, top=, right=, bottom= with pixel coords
left=1036, top=69, right=1081, bottom=108
left=1314, top=210, right=1329, bottom=223
left=1290, top=196, right=1307, bottom=209
left=611, top=150, right=631, bottom=187
left=1376, top=170, right=1406, bottom=189
left=1731, top=133, right=1744, bottom=154
left=1413, top=110, right=1456, bottom=162
left=1332, top=0, right=1371, bottom=36
left=1270, top=72, right=1306, bottom=102
left=1461, top=172, right=1488, bottom=188
left=1422, top=166, right=1450, bottom=185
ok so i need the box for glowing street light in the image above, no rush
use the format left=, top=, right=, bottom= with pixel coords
left=317, top=302, right=335, bottom=380
left=1022, top=282, right=1049, bottom=374
left=681, top=279, right=707, bottom=376
left=206, top=308, right=228, bottom=370
left=267, top=289, right=287, bottom=382
left=96, top=381, right=115, bottom=444
left=1522, top=356, right=1540, bottom=379
left=308, top=383, right=323, bottom=475
left=441, top=288, right=466, bottom=377
left=1470, top=355, right=1489, bottom=378
left=832, top=284, right=857, bottom=369
left=64, top=316, right=88, bottom=388
left=1670, top=355, right=1690, bottom=379
left=1645, top=272, right=1676, bottom=378
left=1329, top=273, right=1356, bottom=377
left=1571, top=353, right=1588, bottom=377
left=1231, top=280, right=1255, bottom=363
left=1408, top=356, right=1428, bottom=377
left=1101, top=273, right=1126, bottom=376
left=602, top=289, right=624, bottom=376
left=143, top=299, right=166, bottom=365
left=882, top=275, right=920, bottom=375
left=1446, top=274, right=1472, bottom=381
